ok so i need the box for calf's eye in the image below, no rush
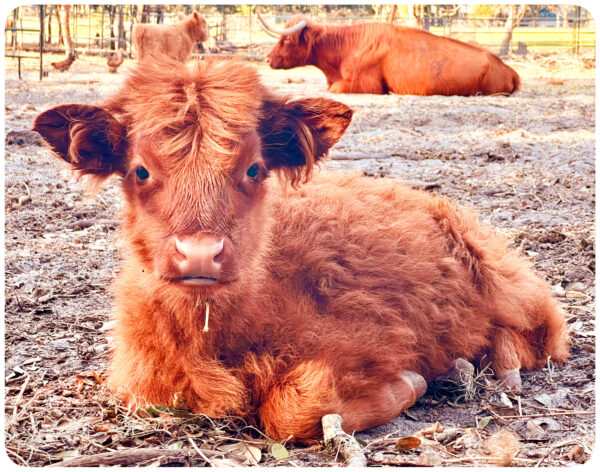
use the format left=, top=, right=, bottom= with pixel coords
left=246, top=164, right=260, bottom=179
left=135, top=166, right=150, bottom=180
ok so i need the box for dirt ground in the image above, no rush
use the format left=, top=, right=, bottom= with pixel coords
left=4, top=52, right=595, bottom=466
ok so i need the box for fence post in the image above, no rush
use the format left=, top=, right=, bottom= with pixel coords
left=572, top=6, right=581, bottom=58
left=39, top=4, right=44, bottom=80
left=101, top=7, right=104, bottom=50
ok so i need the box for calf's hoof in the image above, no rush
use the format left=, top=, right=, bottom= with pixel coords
left=497, top=368, right=522, bottom=392
left=398, top=371, right=427, bottom=407
left=446, top=358, right=475, bottom=385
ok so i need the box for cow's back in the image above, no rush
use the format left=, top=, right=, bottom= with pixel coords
left=378, top=25, right=519, bottom=95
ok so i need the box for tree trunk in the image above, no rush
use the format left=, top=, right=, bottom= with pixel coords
left=108, top=5, right=116, bottom=50
left=56, top=7, right=63, bottom=46
left=409, top=5, right=424, bottom=29
left=46, top=6, right=52, bottom=44
left=58, top=5, right=73, bottom=54
left=499, top=5, right=526, bottom=58
left=141, top=5, right=150, bottom=23
left=117, top=5, right=126, bottom=50
left=387, top=5, right=398, bottom=24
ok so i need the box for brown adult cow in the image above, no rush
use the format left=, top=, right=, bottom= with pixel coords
left=262, top=15, right=520, bottom=96
left=33, top=58, right=565, bottom=442
left=133, top=10, right=208, bottom=62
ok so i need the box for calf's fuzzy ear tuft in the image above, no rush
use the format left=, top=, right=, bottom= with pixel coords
left=33, top=104, right=128, bottom=178
left=259, top=97, right=353, bottom=186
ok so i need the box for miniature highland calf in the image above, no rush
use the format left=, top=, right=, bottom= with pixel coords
left=33, top=58, right=567, bottom=442
left=262, top=15, right=520, bottom=96
left=133, top=11, right=208, bottom=62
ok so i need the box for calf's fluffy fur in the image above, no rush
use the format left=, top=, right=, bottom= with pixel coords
left=33, top=58, right=567, bottom=442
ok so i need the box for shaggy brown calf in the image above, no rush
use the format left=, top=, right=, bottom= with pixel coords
left=133, top=11, right=208, bottom=62
left=33, top=58, right=566, bottom=442
left=263, top=15, right=520, bottom=96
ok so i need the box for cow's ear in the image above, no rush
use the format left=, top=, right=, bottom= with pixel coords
left=259, top=97, right=353, bottom=185
left=33, top=104, right=128, bottom=178
left=299, top=22, right=323, bottom=45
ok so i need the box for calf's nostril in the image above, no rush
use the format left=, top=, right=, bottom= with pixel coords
left=174, top=236, right=188, bottom=257
left=213, top=239, right=225, bottom=263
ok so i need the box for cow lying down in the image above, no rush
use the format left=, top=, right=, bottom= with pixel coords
left=263, top=15, right=520, bottom=96
left=33, top=58, right=568, bottom=442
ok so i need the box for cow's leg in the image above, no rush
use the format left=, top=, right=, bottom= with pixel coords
left=328, top=76, right=386, bottom=94
left=490, top=328, right=523, bottom=391
left=259, top=360, right=426, bottom=442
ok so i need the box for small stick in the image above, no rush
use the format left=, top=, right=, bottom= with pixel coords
left=188, top=437, right=213, bottom=467
left=494, top=411, right=594, bottom=420
left=443, top=456, right=539, bottom=465
left=48, top=446, right=225, bottom=467
left=322, top=414, right=367, bottom=467
left=11, top=375, right=31, bottom=425
left=202, top=303, right=210, bottom=333
left=534, top=439, right=583, bottom=467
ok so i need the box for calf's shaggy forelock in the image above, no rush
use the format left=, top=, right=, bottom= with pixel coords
left=34, top=58, right=567, bottom=442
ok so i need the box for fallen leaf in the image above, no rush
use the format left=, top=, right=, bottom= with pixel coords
left=52, top=450, right=80, bottom=460
left=395, top=436, right=421, bottom=451
left=523, top=420, right=548, bottom=441
left=476, top=416, right=493, bottom=430
left=270, top=443, right=289, bottom=460
left=241, top=444, right=262, bottom=465
left=500, top=392, right=513, bottom=408
left=211, top=458, right=244, bottom=467
left=91, top=371, right=103, bottom=384
left=167, top=441, right=184, bottom=450
left=534, top=393, right=552, bottom=408
left=422, top=450, right=442, bottom=466
left=568, top=445, right=585, bottom=463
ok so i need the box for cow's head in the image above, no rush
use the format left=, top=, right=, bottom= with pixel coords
left=264, top=16, right=323, bottom=69
left=178, top=10, right=208, bottom=43
left=33, top=58, right=352, bottom=297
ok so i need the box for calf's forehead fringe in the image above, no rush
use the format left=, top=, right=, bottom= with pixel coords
left=104, top=58, right=267, bottom=164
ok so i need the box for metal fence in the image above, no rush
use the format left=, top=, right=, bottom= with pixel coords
left=4, top=5, right=596, bottom=80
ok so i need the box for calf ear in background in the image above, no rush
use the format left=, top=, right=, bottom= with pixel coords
left=259, top=97, right=353, bottom=185
left=32, top=104, right=128, bottom=177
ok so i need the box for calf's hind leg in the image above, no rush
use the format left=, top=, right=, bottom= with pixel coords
left=490, top=328, right=526, bottom=391
left=258, top=360, right=426, bottom=442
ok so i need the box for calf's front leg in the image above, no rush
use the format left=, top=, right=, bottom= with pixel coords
left=258, top=360, right=427, bottom=442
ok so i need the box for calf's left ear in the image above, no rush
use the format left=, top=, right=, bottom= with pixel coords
left=259, top=97, right=353, bottom=184
left=33, top=104, right=128, bottom=177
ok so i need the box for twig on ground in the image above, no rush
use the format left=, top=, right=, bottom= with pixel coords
left=10, top=375, right=31, bottom=425
left=493, top=411, right=594, bottom=420
left=321, top=414, right=367, bottom=467
left=48, top=446, right=226, bottom=467
left=188, top=437, right=214, bottom=467
left=534, top=439, right=583, bottom=467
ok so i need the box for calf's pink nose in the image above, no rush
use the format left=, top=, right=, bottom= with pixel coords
left=174, top=234, right=225, bottom=279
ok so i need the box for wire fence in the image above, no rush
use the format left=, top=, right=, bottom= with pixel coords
left=4, top=5, right=596, bottom=79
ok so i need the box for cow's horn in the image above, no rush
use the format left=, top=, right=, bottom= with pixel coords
left=256, top=10, right=307, bottom=36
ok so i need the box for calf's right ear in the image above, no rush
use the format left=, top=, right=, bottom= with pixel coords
left=33, top=104, right=128, bottom=177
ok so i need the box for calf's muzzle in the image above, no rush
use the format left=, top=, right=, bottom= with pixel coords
left=172, top=233, right=231, bottom=286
